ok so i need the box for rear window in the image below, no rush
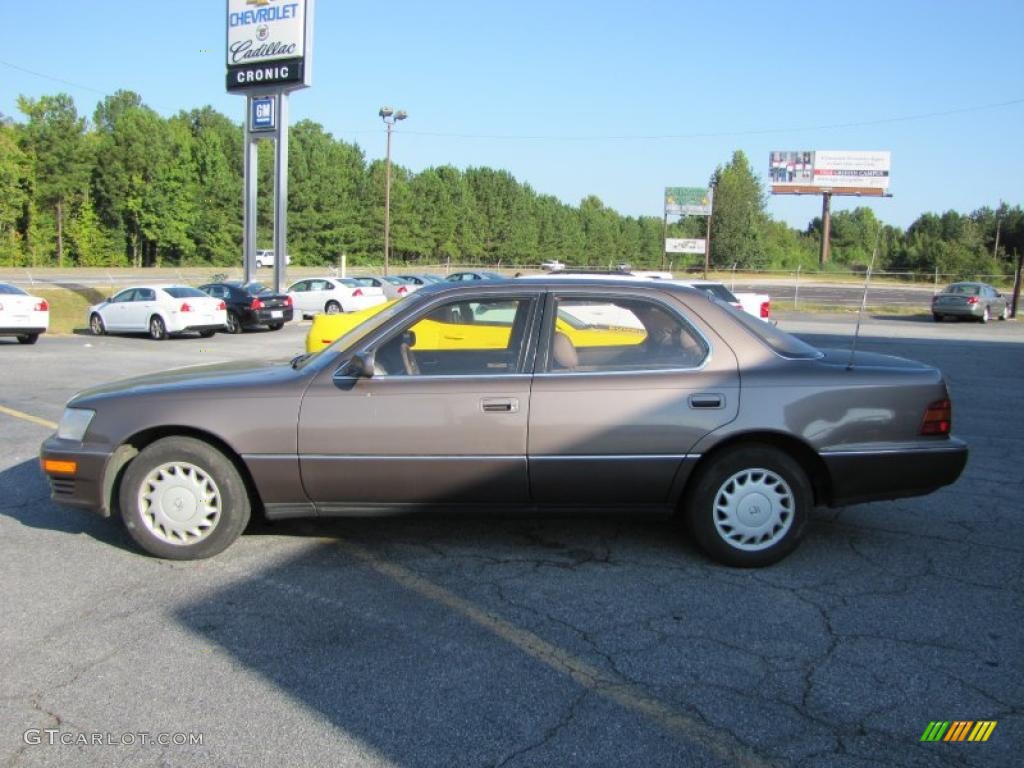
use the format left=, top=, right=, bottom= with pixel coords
left=0, top=283, right=28, bottom=296
left=163, top=287, right=208, bottom=299
left=722, top=302, right=822, bottom=359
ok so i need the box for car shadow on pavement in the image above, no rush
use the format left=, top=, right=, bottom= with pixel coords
left=0, top=457, right=136, bottom=553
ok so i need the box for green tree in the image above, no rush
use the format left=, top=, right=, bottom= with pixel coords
left=17, top=93, right=90, bottom=266
left=709, top=150, right=767, bottom=267
left=0, top=120, right=29, bottom=266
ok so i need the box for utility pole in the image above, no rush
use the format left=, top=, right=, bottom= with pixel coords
left=379, top=107, right=407, bottom=277
left=819, top=192, right=832, bottom=265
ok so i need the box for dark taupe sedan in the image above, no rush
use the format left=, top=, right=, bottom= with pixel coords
left=40, top=278, right=967, bottom=567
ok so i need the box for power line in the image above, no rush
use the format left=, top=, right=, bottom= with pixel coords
left=0, top=59, right=109, bottom=96
left=393, top=97, right=1024, bottom=142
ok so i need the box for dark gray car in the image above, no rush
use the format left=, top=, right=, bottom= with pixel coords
left=40, top=278, right=967, bottom=566
left=931, top=281, right=1010, bottom=322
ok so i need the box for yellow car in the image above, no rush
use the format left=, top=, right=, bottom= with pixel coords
left=306, top=299, right=646, bottom=354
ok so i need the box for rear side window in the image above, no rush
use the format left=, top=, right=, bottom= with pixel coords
left=545, top=297, right=707, bottom=373
left=723, top=303, right=822, bottom=359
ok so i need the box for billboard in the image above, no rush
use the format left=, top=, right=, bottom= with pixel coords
left=227, top=0, right=314, bottom=92
left=665, top=238, right=706, bottom=254
left=769, top=150, right=890, bottom=194
left=665, top=187, right=713, bottom=216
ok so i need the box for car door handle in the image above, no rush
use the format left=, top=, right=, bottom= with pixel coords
left=481, top=398, right=519, bottom=413
left=689, top=393, right=724, bottom=409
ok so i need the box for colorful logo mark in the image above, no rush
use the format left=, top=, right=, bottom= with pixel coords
left=920, top=721, right=997, bottom=742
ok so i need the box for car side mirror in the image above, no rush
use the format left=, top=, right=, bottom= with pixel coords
left=346, top=351, right=376, bottom=378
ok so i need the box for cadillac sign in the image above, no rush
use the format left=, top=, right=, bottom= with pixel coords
left=226, top=0, right=314, bottom=92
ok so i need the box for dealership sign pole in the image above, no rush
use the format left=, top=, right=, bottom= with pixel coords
left=227, top=0, right=314, bottom=292
left=664, top=187, right=713, bottom=276
left=768, top=150, right=891, bottom=265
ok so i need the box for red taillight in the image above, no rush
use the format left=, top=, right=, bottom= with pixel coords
left=217, top=301, right=226, bottom=310
left=732, top=302, right=742, bottom=310
left=180, top=302, right=193, bottom=312
left=251, top=297, right=264, bottom=310
left=284, top=296, right=293, bottom=307
left=397, top=286, right=408, bottom=295
left=921, top=398, right=952, bottom=436
left=966, top=296, right=979, bottom=305
left=352, top=288, right=363, bottom=297
left=759, top=300, right=771, bottom=318
left=35, top=299, right=49, bottom=311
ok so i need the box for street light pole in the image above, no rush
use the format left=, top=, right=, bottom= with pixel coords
left=379, top=106, right=407, bottom=277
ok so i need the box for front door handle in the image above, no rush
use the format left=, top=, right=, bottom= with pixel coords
left=689, top=393, right=724, bottom=409
left=481, top=397, right=519, bottom=413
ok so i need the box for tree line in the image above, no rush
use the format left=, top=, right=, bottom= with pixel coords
left=1, top=90, right=1020, bottom=277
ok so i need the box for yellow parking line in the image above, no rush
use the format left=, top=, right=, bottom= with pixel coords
left=337, top=539, right=775, bottom=768
left=0, top=404, right=58, bottom=430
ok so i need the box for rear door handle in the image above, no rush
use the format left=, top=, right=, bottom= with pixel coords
left=689, top=393, right=724, bottom=409
left=481, top=397, right=519, bottom=413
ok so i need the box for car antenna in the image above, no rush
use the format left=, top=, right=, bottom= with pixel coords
left=846, top=226, right=882, bottom=371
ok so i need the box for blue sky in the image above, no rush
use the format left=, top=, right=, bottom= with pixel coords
left=2, top=0, right=1022, bottom=229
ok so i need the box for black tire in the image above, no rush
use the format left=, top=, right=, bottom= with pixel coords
left=90, top=313, right=106, bottom=336
left=267, top=322, right=284, bottom=331
left=325, top=300, right=342, bottom=315
left=980, top=307, right=990, bottom=324
left=199, top=329, right=216, bottom=338
left=999, top=305, right=1009, bottom=321
left=119, top=436, right=251, bottom=560
left=685, top=445, right=811, bottom=567
left=224, top=311, right=243, bottom=334
left=932, top=313, right=942, bottom=322
left=16, top=333, right=39, bottom=345
left=149, top=315, right=168, bottom=340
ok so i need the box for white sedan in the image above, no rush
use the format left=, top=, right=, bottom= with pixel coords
left=0, top=282, right=49, bottom=345
left=287, top=277, right=387, bottom=317
left=88, top=285, right=227, bottom=340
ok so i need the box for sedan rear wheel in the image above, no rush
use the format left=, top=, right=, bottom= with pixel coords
left=325, top=300, right=342, bottom=315
left=980, top=307, right=990, bottom=324
left=16, top=333, right=39, bottom=345
left=267, top=322, right=284, bottom=331
left=225, top=311, right=243, bottom=334
left=119, top=437, right=251, bottom=560
left=90, top=313, right=106, bottom=336
left=1000, top=305, right=1010, bottom=321
left=932, top=313, right=942, bottom=322
left=149, top=315, right=168, bottom=340
left=686, top=445, right=810, bottom=567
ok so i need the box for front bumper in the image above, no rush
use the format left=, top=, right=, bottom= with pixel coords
left=39, top=437, right=116, bottom=515
left=821, top=438, right=968, bottom=506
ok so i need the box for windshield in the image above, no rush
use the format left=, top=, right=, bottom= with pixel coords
left=0, top=283, right=28, bottom=296
left=294, top=295, right=425, bottom=370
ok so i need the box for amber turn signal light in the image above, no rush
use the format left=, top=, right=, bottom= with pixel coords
left=42, top=459, right=77, bottom=475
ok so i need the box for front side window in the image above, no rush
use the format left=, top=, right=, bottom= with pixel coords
left=111, top=289, right=135, bottom=303
left=374, top=297, right=533, bottom=377
left=545, top=297, right=707, bottom=373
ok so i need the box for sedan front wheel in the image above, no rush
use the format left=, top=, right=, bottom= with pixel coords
left=119, top=437, right=251, bottom=560
left=685, top=445, right=810, bottom=567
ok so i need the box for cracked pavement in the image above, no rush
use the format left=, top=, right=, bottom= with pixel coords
left=0, top=317, right=1021, bottom=767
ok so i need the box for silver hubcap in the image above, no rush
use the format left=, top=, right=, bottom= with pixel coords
left=713, top=468, right=795, bottom=551
left=137, top=461, right=222, bottom=545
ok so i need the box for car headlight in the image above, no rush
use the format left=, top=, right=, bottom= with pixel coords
left=57, top=408, right=95, bottom=441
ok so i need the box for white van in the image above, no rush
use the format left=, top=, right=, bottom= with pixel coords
left=255, top=250, right=292, bottom=268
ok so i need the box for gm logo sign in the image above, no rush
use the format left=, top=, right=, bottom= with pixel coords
left=251, top=97, right=276, bottom=131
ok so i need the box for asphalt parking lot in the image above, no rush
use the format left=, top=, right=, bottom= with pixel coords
left=1, top=316, right=1022, bottom=767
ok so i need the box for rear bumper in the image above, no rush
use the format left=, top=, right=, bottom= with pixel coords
left=932, top=304, right=983, bottom=318
left=246, top=308, right=293, bottom=325
left=0, top=326, right=46, bottom=336
left=821, top=438, right=968, bottom=506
